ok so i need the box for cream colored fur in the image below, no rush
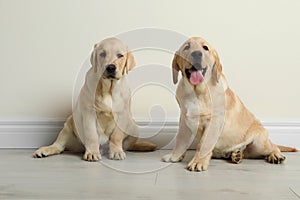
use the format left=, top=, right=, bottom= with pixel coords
left=162, top=37, right=288, bottom=171
left=33, top=38, right=155, bottom=161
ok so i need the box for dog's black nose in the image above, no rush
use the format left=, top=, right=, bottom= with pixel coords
left=106, top=64, right=116, bottom=73
left=191, top=51, right=203, bottom=60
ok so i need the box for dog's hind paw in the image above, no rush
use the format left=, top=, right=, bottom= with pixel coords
left=231, top=149, right=243, bottom=164
left=267, top=152, right=285, bottom=164
left=33, top=145, right=61, bottom=158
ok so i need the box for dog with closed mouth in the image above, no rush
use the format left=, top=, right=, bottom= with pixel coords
left=162, top=37, right=297, bottom=171
left=33, top=38, right=156, bottom=161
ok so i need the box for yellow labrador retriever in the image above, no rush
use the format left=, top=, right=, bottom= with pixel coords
left=162, top=37, right=296, bottom=171
left=34, top=38, right=156, bottom=161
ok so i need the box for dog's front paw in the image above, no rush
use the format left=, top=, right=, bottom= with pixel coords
left=267, top=152, right=285, bottom=164
left=109, top=150, right=126, bottom=160
left=162, top=153, right=185, bottom=163
left=187, top=159, right=209, bottom=172
left=187, top=153, right=212, bottom=172
left=83, top=150, right=101, bottom=162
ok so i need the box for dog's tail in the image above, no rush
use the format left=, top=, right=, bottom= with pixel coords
left=278, top=145, right=298, bottom=152
left=127, top=141, right=157, bottom=152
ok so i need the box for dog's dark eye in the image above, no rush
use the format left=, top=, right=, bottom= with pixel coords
left=203, top=45, right=209, bottom=51
left=183, top=43, right=190, bottom=51
left=117, top=53, right=124, bottom=58
left=100, top=52, right=106, bottom=57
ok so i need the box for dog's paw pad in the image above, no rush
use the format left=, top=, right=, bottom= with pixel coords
left=231, top=150, right=243, bottom=164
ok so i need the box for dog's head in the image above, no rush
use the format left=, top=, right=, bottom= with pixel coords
left=90, top=37, right=135, bottom=80
left=172, top=37, right=222, bottom=85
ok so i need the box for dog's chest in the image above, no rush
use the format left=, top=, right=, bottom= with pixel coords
left=95, top=92, right=113, bottom=113
left=184, top=93, right=212, bottom=114
left=95, top=93, right=115, bottom=135
left=93, top=78, right=131, bottom=137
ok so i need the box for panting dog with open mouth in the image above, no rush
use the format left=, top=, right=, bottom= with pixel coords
left=162, top=37, right=297, bottom=172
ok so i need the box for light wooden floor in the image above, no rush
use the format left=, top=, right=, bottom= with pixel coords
left=0, top=149, right=299, bottom=200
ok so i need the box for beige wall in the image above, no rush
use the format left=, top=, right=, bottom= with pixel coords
left=0, top=0, right=300, bottom=120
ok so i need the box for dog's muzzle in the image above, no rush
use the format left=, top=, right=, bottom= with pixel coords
left=104, top=64, right=116, bottom=78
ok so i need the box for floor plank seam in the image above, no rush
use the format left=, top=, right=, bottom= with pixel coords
left=154, top=173, right=158, bottom=186
left=289, top=187, right=300, bottom=199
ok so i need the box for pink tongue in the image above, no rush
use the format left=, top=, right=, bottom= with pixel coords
left=190, top=71, right=204, bottom=85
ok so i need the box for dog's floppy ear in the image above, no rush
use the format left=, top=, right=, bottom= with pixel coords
left=90, top=44, right=98, bottom=73
left=212, top=50, right=222, bottom=84
left=172, top=52, right=180, bottom=84
left=125, top=51, right=136, bottom=74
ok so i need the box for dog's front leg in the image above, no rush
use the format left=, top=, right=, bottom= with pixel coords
left=187, top=116, right=223, bottom=171
left=109, top=126, right=126, bottom=160
left=80, top=113, right=101, bottom=161
left=162, top=114, right=195, bottom=163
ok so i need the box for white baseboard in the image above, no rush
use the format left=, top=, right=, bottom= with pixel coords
left=0, top=120, right=64, bottom=149
left=0, top=119, right=299, bottom=149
